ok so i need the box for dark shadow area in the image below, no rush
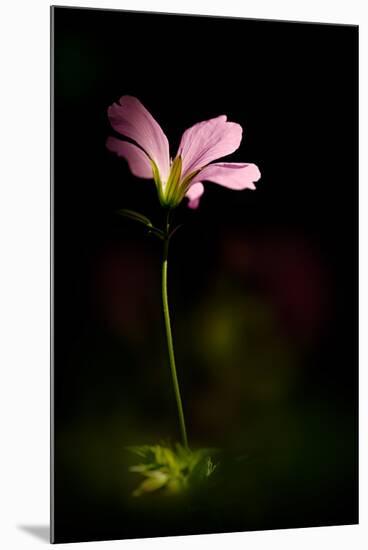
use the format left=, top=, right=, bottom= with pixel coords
left=18, top=525, right=50, bottom=543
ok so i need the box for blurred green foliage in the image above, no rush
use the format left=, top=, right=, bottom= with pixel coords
left=128, top=444, right=217, bottom=496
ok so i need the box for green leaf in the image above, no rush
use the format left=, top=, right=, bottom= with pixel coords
left=168, top=224, right=184, bottom=240
left=117, top=210, right=165, bottom=240
left=188, top=455, right=218, bottom=485
left=117, top=209, right=153, bottom=228
left=126, top=445, right=156, bottom=460
left=148, top=227, right=165, bottom=240
left=128, top=444, right=220, bottom=497
left=132, top=470, right=169, bottom=497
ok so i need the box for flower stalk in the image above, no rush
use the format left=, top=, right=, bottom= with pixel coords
left=108, top=95, right=261, bottom=458
left=161, top=210, right=188, bottom=449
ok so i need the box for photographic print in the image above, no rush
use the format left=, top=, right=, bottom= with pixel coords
left=51, top=6, right=358, bottom=543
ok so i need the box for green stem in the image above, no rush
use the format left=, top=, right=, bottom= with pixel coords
left=161, top=210, right=189, bottom=449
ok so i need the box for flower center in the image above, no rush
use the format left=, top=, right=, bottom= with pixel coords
left=151, top=157, right=200, bottom=208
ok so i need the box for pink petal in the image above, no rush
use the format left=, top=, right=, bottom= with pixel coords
left=185, top=182, right=204, bottom=209
left=106, top=137, right=153, bottom=179
left=107, top=96, right=170, bottom=181
left=177, top=116, right=243, bottom=178
left=190, top=162, right=261, bottom=190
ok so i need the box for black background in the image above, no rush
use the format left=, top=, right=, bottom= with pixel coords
left=52, top=7, right=358, bottom=544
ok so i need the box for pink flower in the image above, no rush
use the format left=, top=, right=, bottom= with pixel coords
left=106, top=96, right=261, bottom=209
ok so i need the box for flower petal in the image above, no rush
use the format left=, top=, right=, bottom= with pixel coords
left=108, top=96, right=170, bottom=181
left=190, top=162, right=261, bottom=190
left=177, top=116, right=243, bottom=178
left=185, top=182, right=204, bottom=209
left=106, top=137, right=153, bottom=179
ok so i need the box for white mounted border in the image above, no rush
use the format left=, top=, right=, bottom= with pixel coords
left=0, top=1, right=366, bottom=549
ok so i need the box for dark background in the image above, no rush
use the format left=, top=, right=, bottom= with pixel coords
left=52, top=6, right=358, bottom=544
